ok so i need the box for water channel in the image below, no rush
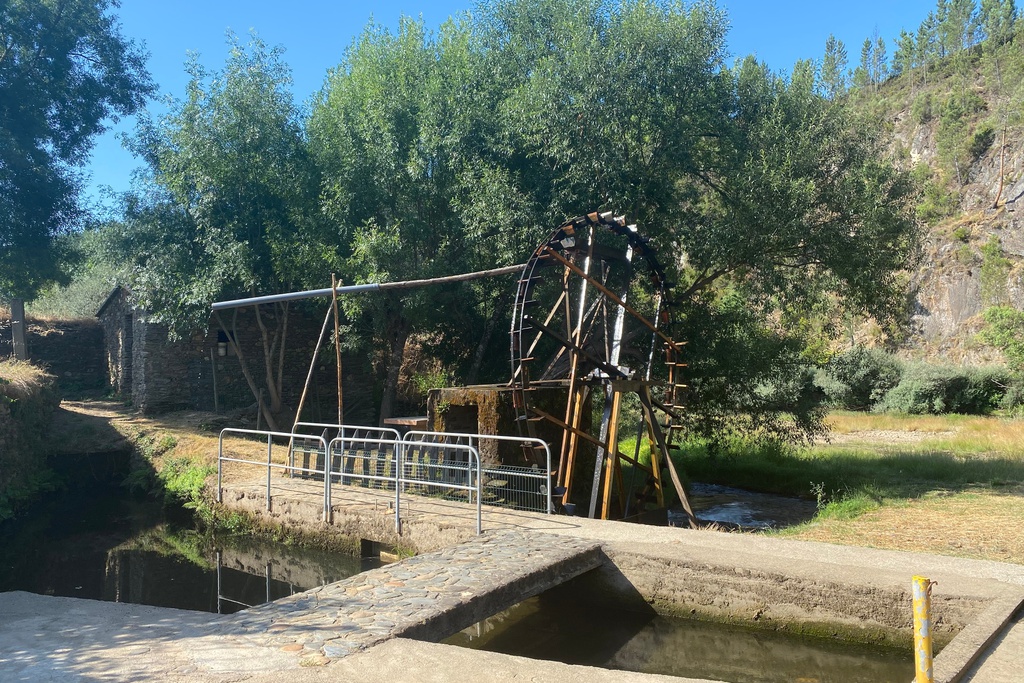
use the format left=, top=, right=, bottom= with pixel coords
left=444, top=583, right=914, bottom=683
left=0, top=482, right=912, bottom=681
left=0, top=486, right=380, bottom=614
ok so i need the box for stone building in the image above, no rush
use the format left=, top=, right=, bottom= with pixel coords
left=96, top=287, right=375, bottom=421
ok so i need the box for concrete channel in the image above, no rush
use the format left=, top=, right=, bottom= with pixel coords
left=2, top=478, right=1023, bottom=682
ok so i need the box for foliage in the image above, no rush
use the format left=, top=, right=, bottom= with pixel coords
left=675, top=291, right=827, bottom=446
left=26, top=224, right=121, bottom=318
left=0, top=0, right=152, bottom=300
left=979, top=236, right=1012, bottom=304
left=109, top=0, right=919, bottom=442
left=912, top=164, right=959, bottom=224
left=117, top=34, right=333, bottom=429
left=873, top=362, right=1009, bottom=414
left=819, top=34, right=847, bottom=99
left=0, top=361, right=59, bottom=520
left=818, top=346, right=903, bottom=410
left=911, top=92, right=935, bottom=124
left=980, top=305, right=1024, bottom=371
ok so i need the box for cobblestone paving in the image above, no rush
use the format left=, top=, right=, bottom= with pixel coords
left=217, top=529, right=603, bottom=663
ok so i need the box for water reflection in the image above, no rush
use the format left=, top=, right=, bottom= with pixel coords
left=445, top=585, right=912, bottom=683
left=0, top=492, right=377, bottom=613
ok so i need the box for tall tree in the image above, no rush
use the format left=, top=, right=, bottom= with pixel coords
left=873, top=32, right=889, bottom=84
left=120, top=35, right=330, bottom=429
left=978, top=0, right=1017, bottom=44
left=304, top=0, right=917, bottom=444
left=820, top=34, right=848, bottom=99
left=917, top=12, right=939, bottom=86
left=0, top=0, right=152, bottom=300
left=893, top=30, right=917, bottom=79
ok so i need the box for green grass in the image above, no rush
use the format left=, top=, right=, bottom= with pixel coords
left=619, top=412, right=1024, bottom=516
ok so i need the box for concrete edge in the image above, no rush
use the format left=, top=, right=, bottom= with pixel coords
left=934, top=590, right=1024, bottom=683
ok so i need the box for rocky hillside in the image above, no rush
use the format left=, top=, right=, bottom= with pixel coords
left=863, top=46, right=1024, bottom=365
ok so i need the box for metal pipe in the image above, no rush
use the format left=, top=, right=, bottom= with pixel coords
left=211, top=264, right=527, bottom=311
left=913, top=576, right=935, bottom=683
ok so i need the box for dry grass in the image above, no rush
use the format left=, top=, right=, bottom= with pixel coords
left=0, top=359, right=53, bottom=401
left=825, top=411, right=1024, bottom=455
left=787, top=486, right=1024, bottom=563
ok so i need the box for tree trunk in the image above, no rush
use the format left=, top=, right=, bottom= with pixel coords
left=466, top=295, right=507, bottom=385
left=214, top=310, right=279, bottom=431
left=994, top=125, right=1006, bottom=208
left=378, top=314, right=410, bottom=426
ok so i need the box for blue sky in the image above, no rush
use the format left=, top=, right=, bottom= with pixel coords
left=85, top=0, right=938, bottom=207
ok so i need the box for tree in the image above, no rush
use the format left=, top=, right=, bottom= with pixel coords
left=670, top=56, right=917, bottom=442
left=160, top=0, right=917, bottom=447
left=873, top=33, right=889, bottom=84
left=0, top=0, right=152, bottom=300
left=820, top=34, right=848, bottom=100
left=979, top=0, right=1017, bottom=44
left=119, top=35, right=331, bottom=429
left=893, top=30, right=917, bottom=79
left=854, top=37, right=873, bottom=90
left=917, top=12, right=939, bottom=86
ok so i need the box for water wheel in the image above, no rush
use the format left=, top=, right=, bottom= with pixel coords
left=509, top=211, right=696, bottom=525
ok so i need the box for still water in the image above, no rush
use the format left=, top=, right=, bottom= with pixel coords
left=445, top=582, right=914, bottom=683
left=0, top=489, right=379, bottom=614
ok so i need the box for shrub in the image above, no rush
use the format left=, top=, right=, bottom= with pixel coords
left=911, top=92, right=933, bottom=124
left=819, top=346, right=903, bottom=410
left=874, top=363, right=1010, bottom=415
left=970, top=123, right=996, bottom=161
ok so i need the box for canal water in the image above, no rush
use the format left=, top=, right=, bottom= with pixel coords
left=444, top=582, right=914, bottom=683
left=0, top=487, right=379, bottom=614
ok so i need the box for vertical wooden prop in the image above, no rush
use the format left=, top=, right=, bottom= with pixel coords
left=332, top=274, right=343, bottom=426
left=11, top=299, right=27, bottom=360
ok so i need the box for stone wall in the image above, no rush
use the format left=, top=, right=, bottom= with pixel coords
left=120, top=306, right=376, bottom=422
left=97, top=288, right=133, bottom=395
left=0, top=318, right=106, bottom=397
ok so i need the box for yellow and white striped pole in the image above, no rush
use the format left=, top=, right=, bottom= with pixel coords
left=913, top=575, right=935, bottom=683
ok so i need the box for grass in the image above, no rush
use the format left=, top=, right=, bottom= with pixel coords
left=0, top=359, right=52, bottom=401
left=650, top=411, right=1024, bottom=563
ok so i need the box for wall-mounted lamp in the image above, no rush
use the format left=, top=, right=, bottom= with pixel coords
left=217, top=341, right=228, bottom=357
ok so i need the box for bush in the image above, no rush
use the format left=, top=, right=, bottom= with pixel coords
left=818, top=347, right=903, bottom=410
left=874, top=363, right=1010, bottom=415
left=911, top=92, right=933, bottom=124
left=1001, top=379, right=1024, bottom=416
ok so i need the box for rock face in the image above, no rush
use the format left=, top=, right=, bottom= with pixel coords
left=885, top=93, right=1024, bottom=365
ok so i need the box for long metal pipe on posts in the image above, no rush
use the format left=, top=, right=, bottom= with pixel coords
left=211, top=264, right=528, bottom=311
left=913, top=575, right=935, bottom=683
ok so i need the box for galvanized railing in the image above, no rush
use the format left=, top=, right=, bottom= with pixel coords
left=216, top=425, right=484, bottom=534
left=217, top=428, right=330, bottom=518
left=402, top=431, right=553, bottom=514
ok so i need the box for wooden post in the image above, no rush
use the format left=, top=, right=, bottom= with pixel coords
left=210, top=348, right=220, bottom=413
left=11, top=299, right=27, bottom=360
left=332, top=274, right=343, bottom=426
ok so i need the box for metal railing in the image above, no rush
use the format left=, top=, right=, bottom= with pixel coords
left=395, top=439, right=482, bottom=535
left=403, top=431, right=553, bottom=514
left=217, top=428, right=330, bottom=518
left=217, top=424, right=485, bottom=534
